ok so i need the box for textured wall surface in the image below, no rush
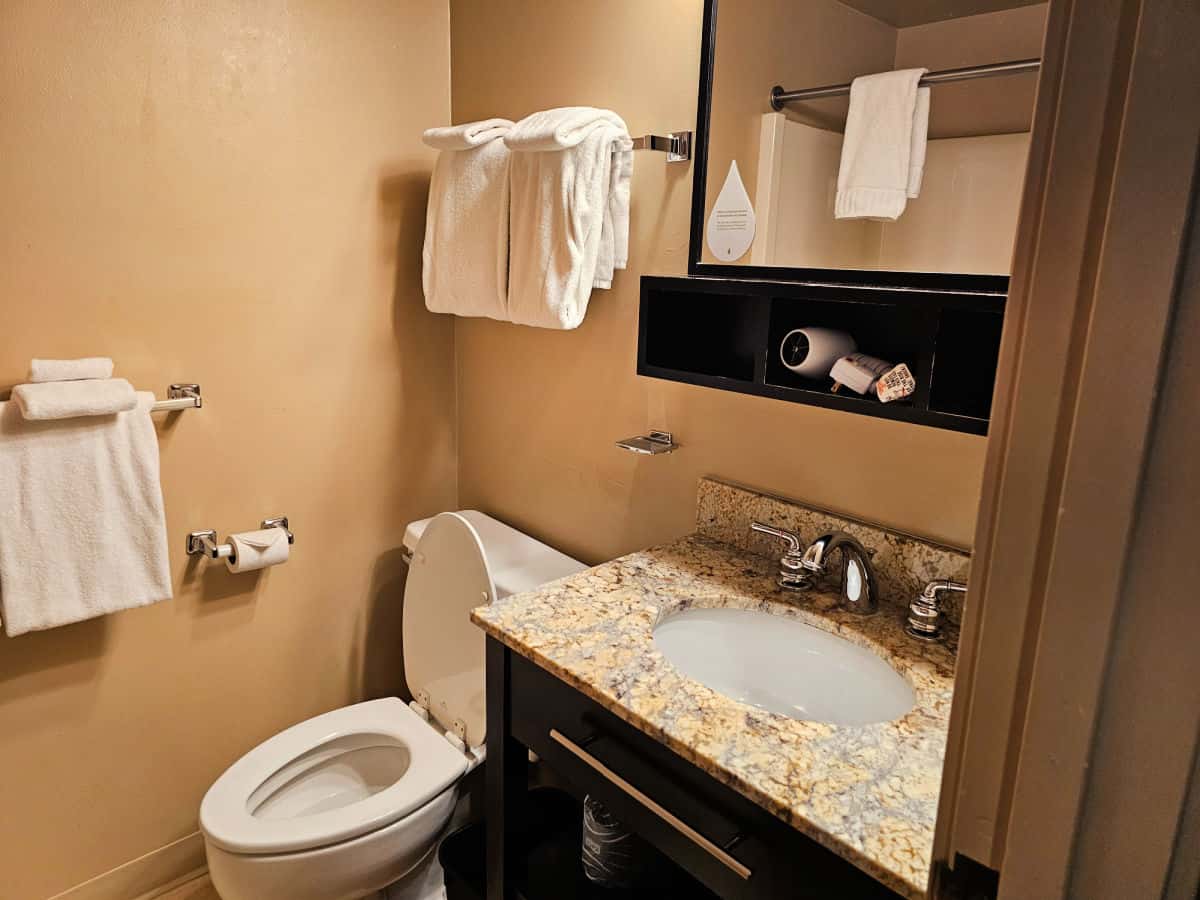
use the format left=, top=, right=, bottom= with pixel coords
left=0, top=2, right=453, bottom=895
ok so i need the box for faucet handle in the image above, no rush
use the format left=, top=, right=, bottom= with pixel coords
left=907, top=579, right=968, bottom=641
left=749, top=522, right=809, bottom=591
left=750, top=521, right=801, bottom=553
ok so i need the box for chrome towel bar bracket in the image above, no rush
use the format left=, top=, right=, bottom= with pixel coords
left=152, top=384, right=201, bottom=412
left=630, top=131, right=692, bottom=163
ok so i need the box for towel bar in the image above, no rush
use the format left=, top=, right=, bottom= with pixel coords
left=152, top=384, right=201, bottom=412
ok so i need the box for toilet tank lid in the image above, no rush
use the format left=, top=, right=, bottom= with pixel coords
left=403, top=510, right=585, bottom=599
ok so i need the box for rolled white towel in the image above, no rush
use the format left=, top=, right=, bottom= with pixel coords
left=29, top=357, right=114, bottom=383
left=421, top=118, right=514, bottom=320
left=504, top=107, right=633, bottom=329
left=423, top=118, right=513, bottom=150
left=12, top=378, right=138, bottom=420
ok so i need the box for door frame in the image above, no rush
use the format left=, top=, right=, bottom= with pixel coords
left=935, top=0, right=1200, bottom=895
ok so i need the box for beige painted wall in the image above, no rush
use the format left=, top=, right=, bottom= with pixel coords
left=896, top=5, right=1048, bottom=139
left=0, top=2, right=453, bottom=897
left=449, top=0, right=987, bottom=564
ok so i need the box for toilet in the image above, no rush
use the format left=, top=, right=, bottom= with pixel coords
left=200, top=511, right=586, bottom=900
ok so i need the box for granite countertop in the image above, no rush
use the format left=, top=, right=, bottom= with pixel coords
left=471, top=533, right=957, bottom=899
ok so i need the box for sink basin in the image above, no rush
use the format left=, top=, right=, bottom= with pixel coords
left=653, top=608, right=915, bottom=726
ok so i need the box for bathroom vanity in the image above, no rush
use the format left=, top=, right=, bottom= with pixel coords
left=471, top=479, right=965, bottom=899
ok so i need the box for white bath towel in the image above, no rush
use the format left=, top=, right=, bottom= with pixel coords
left=0, top=392, right=172, bottom=636
left=504, top=107, right=633, bottom=329
left=907, top=85, right=931, bottom=198
left=422, top=118, right=514, bottom=320
left=12, top=378, right=138, bottom=420
left=29, top=357, right=114, bottom=382
left=835, top=69, right=930, bottom=221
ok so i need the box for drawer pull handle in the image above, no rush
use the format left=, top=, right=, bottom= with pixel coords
left=549, top=728, right=753, bottom=881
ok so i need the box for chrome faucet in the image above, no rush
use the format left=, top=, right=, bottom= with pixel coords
left=749, top=522, right=809, bottom=591
left=907, top=579, right=967, bottom=640
left=800, top=532, right=880, bottom=615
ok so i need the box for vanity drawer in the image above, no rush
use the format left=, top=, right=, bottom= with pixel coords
left=506, top=648, right=902, bottom=900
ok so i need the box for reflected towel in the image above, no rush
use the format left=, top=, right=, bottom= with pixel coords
left=836, top=69, right=929, bottom=221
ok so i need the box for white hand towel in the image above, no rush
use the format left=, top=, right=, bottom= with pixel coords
left=0, top=392, right=172, bottom=636
left=835, top=69, right=930, bottom=221
left=12, top=378, right=138, bottom=420
left=908, top=86, right=931, bottom=198
left=29, top=357, right=114, bottom=382
left=504, top=107, right=633, bottom=329
left=421, top=118, right=514, bottom=320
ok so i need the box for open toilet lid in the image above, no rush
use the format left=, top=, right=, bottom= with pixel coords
left=402, top=512, right=494, bottom=749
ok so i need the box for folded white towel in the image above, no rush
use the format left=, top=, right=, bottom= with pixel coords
left=504, top=107, right=633, bottom=329
left=836, top=69, right=930, bottom=221
left=29, top=357, right=114, bottom=383
left=908, top=86, right=931, bottom=198
left=12, top=378, right=138, bottom=420
left=0, top=392, right=172, bottom=636
left=421, top=118, right=514, bottom=320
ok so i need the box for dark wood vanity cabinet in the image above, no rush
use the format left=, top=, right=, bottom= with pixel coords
left=485, top=638, right=904, bottom=900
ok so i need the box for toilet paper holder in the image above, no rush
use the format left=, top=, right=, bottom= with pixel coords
left=186, top=516, right=294, bottom=560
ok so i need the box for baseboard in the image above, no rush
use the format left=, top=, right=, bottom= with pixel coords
left=48, top=832, right=207, bottom=900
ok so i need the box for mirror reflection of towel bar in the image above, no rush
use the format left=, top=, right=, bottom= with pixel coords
left=771, top=58, right=1042, bottom=109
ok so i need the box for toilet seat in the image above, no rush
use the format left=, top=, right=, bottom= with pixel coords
left=201, top=698, right=468, bottom=855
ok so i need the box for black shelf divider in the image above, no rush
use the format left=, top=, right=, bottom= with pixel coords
left=637, top=275, right=1006, bottom=436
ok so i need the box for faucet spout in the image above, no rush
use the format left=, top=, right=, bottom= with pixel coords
left=801, top=532, right=880, bottom=615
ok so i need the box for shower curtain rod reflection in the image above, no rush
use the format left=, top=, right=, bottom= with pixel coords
left=770, top=58, right=1042, bottom=109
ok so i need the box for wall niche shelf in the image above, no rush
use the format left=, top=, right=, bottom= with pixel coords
left=637, top=276, right=1007, bottom=435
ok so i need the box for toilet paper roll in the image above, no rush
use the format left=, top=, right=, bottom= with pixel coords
left=224, top=528, right=290, bottom=573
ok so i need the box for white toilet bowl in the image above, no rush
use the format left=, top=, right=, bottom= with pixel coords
left=200, top=511, right=585, bottom=900
left=202, top=699, right=466, bottom=900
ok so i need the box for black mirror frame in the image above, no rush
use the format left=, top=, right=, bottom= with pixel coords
left=687, top=0, right=1011, bottom=295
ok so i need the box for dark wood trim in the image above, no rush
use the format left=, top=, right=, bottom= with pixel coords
left=687, top=0, right=717, bottom=280
left=485, top=638, right=526, bottom=900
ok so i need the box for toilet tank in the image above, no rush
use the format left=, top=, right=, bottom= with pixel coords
left=403, top=510, right=586, bottom=599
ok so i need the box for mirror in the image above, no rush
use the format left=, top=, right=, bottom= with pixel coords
left=691, top=0, right=1049, bottom=281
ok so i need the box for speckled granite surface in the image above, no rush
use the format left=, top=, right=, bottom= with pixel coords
left=698, top=477, right=971, bottom=628
left=472, top=530, right=957, bottom=898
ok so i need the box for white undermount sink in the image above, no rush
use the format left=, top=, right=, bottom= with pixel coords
left=653, top=608, right=915, bottom=726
